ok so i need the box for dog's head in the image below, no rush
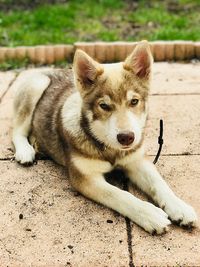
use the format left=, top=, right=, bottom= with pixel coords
left=73, top=41, right=153, bottom=151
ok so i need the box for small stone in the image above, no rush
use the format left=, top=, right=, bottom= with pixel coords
left=73, top=192, right=80, bottom=197
left=19, top=213, right=23, bottom=220
left=148, top=21, right=154, bottom=27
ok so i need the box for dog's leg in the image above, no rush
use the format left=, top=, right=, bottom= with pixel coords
left=12, top=72, right=50, bottom=164
left=69, top=159, right=170, bottom=234
left=125, top=158, right=198, bottom=227
left=13, top=119, right=36, bottom=165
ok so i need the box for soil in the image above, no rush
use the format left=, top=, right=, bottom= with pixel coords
left=0, top=0, right=199, bottom=12
left=0, top=0, right=66, bottom=11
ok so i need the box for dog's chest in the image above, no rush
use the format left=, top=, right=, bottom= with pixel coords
left=100, top=148, right=133, bottom=166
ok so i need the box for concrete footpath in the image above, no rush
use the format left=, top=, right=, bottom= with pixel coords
left=0, top=62, right=200, bottom=267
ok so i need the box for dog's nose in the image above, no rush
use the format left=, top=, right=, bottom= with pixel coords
left=117, top=132, right=135, bottom=146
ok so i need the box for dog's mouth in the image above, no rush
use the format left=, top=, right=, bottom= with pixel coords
left=120, top=145, right=132, bottom=150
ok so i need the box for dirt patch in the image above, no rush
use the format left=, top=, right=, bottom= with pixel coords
left=0, top=0, right=66, bottom=11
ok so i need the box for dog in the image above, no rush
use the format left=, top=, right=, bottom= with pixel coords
left=12, top=41, right=197, bottom=234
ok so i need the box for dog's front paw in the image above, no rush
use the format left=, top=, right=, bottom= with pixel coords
left=15, top=144, right=35, bottom=165
left=138, top=202, right=171, bottom=235
left=164, top=196, right=198, bottom=228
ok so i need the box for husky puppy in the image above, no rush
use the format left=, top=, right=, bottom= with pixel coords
left=12, top=41, right=197, bottom=234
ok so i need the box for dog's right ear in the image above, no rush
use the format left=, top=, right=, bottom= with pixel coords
left=73, top=49, right=103, bottom=91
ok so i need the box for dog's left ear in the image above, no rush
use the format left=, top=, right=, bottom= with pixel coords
left=123, top=40, right=153, bottom=79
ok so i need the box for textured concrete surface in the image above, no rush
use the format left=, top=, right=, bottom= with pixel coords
left=152, top=62, right=200, bottom=94
left=0, top=161, right=128, bottom=267
left=145, top=95, right=200, bottom=155
left=0, top=83, right=14, bottom=159
left=130, top=156, right=200, bottom=266
left=0, top=71, right=16, bottom=99
left=0, top=62, right=200, bottom=266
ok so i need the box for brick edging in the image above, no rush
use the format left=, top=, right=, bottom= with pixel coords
left=0, top=41, right=200, bottom=64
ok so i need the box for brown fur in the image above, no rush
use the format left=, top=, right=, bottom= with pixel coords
left=30, top=69, right=75, bottom=166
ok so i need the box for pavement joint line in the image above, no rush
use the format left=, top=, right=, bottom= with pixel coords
left=0, top=158, right=13, bottom=161
left=149, top=153, right=200, bottom=157
left=125, top=216, right=134, bottom=267
left=0, top=71, right=18, bottom=103
left=0, top=157, right=52, bottom=161
left=151, top=93, right=200, bottom=96
left=1, top=153, right=200, bottom=162
left=123, top=178, right=135, bottom=267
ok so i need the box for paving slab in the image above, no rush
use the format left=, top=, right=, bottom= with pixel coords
left=128, top=155, right=200, bottom=266
left=144, top=94, right=200, bottom=155
left=152, top=62, right=200, bottom=95
left=0, top=63, right=199, bottom=266
left=0, top=83, right=14, bottom=159
left=0, top=160, right=129, bottom=267
left=0, top=71, right=16, bottom=100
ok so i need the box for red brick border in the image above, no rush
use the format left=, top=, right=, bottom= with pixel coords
left=0, top=41, right=200, bottom=64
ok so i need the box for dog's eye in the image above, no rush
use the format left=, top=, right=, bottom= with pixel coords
left=99, top=103, right=111, bottom=111
left=130, top=99, right=139, bottom=106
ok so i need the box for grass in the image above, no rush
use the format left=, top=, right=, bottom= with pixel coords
left=0, top=57, right=70, bottom=71
left=0, top=0, right=199, bottom=70
left=127, top=1, right=200, bottom=41
left=0, top=0, right=200, bottom=47
left=0, top=58, right=30, bottom=70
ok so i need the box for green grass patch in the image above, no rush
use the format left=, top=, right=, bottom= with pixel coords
left=0, top=0, right=126, bottom=46
left=127, top=1, right=200, bottom=41
left=0, top=58, right=30, bottom=70
left=0, top=0, right=199, bottom=46
left=0, top=57, right=71, bottom=70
